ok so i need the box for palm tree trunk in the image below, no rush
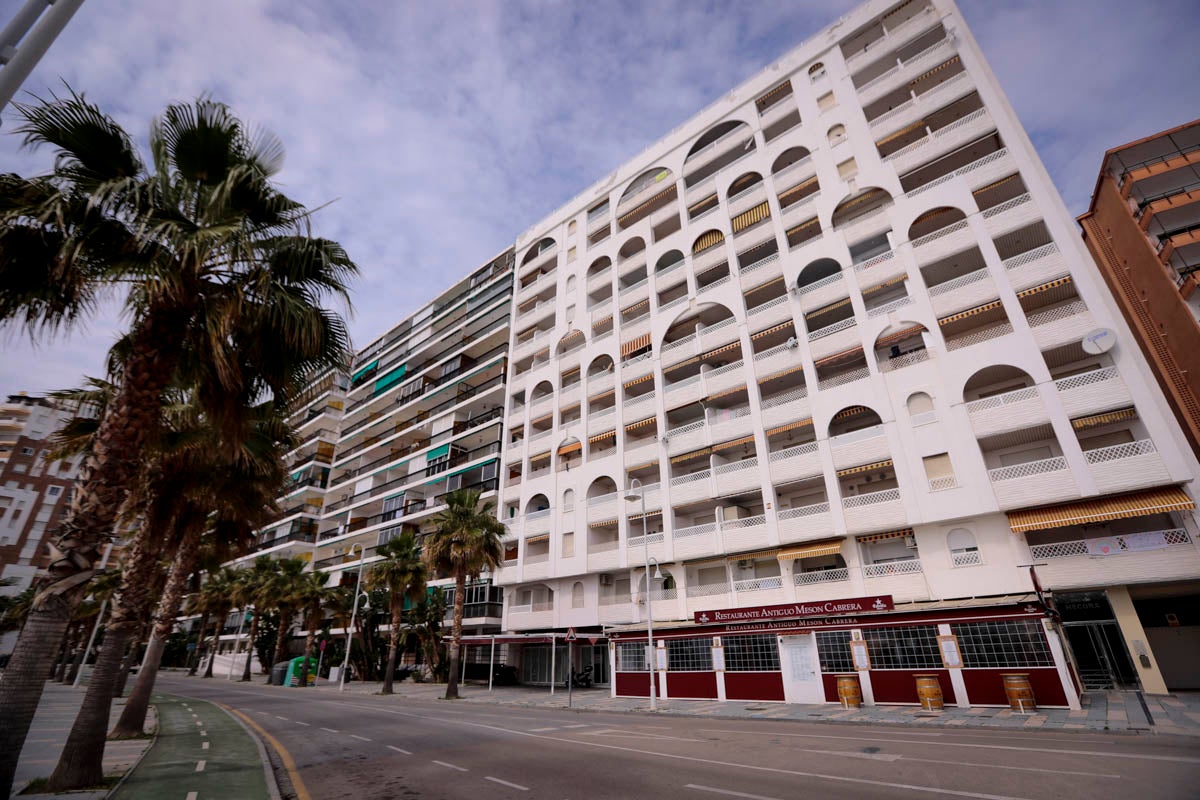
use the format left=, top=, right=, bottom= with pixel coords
left=202, top=617, right=221, bottom=678
left=54, top=623, right=79, bottom=682
left=241, top=611, right=260, bottom=681
left=0, top=309, right=183, bottom=799
left=187, top=612, right=209, bottom=676
left=445, top=570, right=467, bottom=700
left=45, top=525, right=163, bottom=792
left=300, top=620, right=316, bottom=688
left=272, top=608, right=293, bottom=681
left=113, top=529, right=198, bottom=737
left=382, top=603, right=402, bottom=695
left=65, top=632, right=88, bottom=685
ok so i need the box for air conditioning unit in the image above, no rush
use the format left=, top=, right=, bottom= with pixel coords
left=599, top=574, right=613, bottom=586
left=736, top=559, right=754, bottom=569
left=786, top=336, right=799, bottom=349
left=904, top=535, right=918, bottom=549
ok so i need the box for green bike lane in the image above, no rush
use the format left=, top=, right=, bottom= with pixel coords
left=111, top=694, right=271, bottom=800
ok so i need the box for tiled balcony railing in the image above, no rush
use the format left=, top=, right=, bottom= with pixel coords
left=989, top=455, right=1078, bottom=509
left=982, top=193, right=1039, bottom=239
left=863, top=558, right=922, bottom=578
left=1030, top=529, right=1191, bottom=560
left=777, top=501, right=833, bottom=544
left=1085, top=440, right=1170, bottom=494
left=1055, top=367, right=1132, bottom=418
left=883, top=107, right=993, bottom=176
left=829, top=424, right=888, bottom=469
left=1004, top=243, right=1067, bottom=291
left=965, top=385, right=1048, bottom=437
left=768, top=442, right=822, bottom=484
left=797, top=270, right=847, bottom=313
left=1028, top=300, right=1095, bottom=350
left=794, top=567, right=850, bottom=586
left=928, top=267, right=996, bottom=317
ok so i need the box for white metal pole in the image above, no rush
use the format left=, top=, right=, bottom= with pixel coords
left=339, top=545, right=368, bottom=692
left=488, top=636, right=495, bottom=692
left=227, top=608, right=246, bottom=680
left=641, top=487, right=656, bottom=711
left=73, top=542, right=113, bottom=688
left=315, top=644, right=325, bottom=688
left=0, top=0, right=86, bottom=112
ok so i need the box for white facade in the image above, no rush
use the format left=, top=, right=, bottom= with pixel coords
left=493, top=0, right=1200, bottom=691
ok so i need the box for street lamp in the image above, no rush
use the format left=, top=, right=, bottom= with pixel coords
left=338, top=543, right=371, bottom=692
left=624, top=479, right=658, bottom=710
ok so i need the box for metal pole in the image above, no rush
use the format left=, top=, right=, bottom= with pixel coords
left=461, top=643, right=469, bottom=683
left=488, top=636, right=495, bottom=692
left=0, top=0, right=86, bottom=112
left=550, top=635, right=556, bottom=696
left=339, top=545, right=368, bottom=692
left=641, top=487, right=656, bottom=711
left=73, top=542, right=113, bottom=688
left=568, top=639, right=573, bottom=708
left=227, top=608, right=247, bottom=680
left=315, top=643, right=325, bottom=688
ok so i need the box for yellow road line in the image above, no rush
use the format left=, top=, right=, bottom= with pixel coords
left=222, top=704, right=312, bottom=800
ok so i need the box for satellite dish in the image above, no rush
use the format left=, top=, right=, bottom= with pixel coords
left=1081, top=328, right=1116, bottom=355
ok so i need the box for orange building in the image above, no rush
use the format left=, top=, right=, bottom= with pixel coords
left=1078, top=120, right=1200, bottom=460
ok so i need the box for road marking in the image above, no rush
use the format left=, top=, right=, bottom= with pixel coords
left=225, top=706, right=313, bottom=800
left=433, top=760, right=468, bottom=772
left=200, top=730, right=207, bottom=737
left=687, top=785, right=778, bottom=800
left=698, top=728, right=1200, bottom=764
left=320, top=727, right=339, bottom=733
left=294, top=721, right=310, bottom=726
left=529, top=726, right=557, bottom=732
left=577, top=728, right=702, bottom=743
left=350, top=734, right=372, bottom=742
left=387, top=745, right=411, bottom=755
left=186, top=793, right=197, bottom=800
left=561, top=724, right=589, bottom=729
left=201, top=742, right=209, bottom=751
left=195, top=720, right=203, bottom=726
left=276, top=715, right=289, bottom=721
left=195, top=760, right=206, bottom=772
left=485, top=776, right=529, bottom=791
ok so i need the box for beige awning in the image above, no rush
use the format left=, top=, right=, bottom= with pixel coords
left=875, top=119, right=926, bottom=147
left=909, top=56, right=961, bottom=86
left=622, top=298, right=650, bottom=316
left=765, top=418, right=813, bottom=437
left=778, top=539, right=844, bottom=560
left=1071, top=407, right=1137, bottom=430
left=937, top=300, right=1003, bottom=327
left=856, top=528, right=913, bottom=543
left=693, top=230, right=725, bottom=253
left=777, top=175, right=819, bottom=203
left=751, top=321, right=795, bottom=340
left=670, top=447, right=711, bottom=464
left=628, top=509, right=663, bottom=521
left=876, top=325, right=926, bottom=348
left=623, top=373, right=654, bottom=388
left=757, top=364, right=805, bottom=382
left=621, top=333, right=652, bottom=356
left=731, top=201, right=771, bottom=234
left=712, top=434, right=756, bottom=452
left=588, top=430, right=616, bottom=444
left=557, top=441, right=582, bottom=456
left=1005, top=487, right=1194, bottom=533
left=706, top=383, right=748, bottom=400
left=1016, top=275, right=1073, bottom=299
left=624, top=416, right=657, bottom=431
left=813, top=346, right=864, bottom=368
left=831, top=405, right=873, bottom=422
left=524, top=534, right=550, bottom=545
left=726, top=549, right=779, bottom=563
left=836, top=459, right=893, bottom=477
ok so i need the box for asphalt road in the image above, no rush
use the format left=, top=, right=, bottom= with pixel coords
left=156, top=675, right=1200, bottom=800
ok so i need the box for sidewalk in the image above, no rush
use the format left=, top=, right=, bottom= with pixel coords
left=310, top=677, right=1200, bottom=736
left=15, top=682, right=154, bottom=798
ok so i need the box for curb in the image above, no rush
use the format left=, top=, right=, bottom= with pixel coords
left=103, top=705, right=159, bottom=799
left=216, top=704, right=283, bottom=800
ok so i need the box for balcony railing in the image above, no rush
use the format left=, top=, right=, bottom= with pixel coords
left=988, top=456, right=1068, bottom=482
left=1083, top=439, right=1156, bottom=464
left=1029, top=529, right=1191, bottom=560
left=794, top=567, right=849, bottom=586
left=842, top=488, right=901, bottom=508
left=733, top=575, right=783, bottom=592
left=863, top=558, right=923, bottom=577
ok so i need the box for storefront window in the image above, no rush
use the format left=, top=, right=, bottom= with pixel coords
left=666, top=637, right=713, bottom=671
left=952, top=619, right=1053, bottom=668
left=616, top=642, right=648, bottom=672
left=816, top=630, right=854, bottom=672
left=862, top=625, right=942, bottom=669
left=723, top=635, right=780, bottom=672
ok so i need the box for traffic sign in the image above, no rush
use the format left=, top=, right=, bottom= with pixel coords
left=566, top=627, right=577, bottom=641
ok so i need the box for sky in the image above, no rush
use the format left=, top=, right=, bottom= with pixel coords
left=1, top=0, right=1198, bottom=400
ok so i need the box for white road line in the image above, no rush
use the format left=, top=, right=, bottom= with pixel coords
left=350, top=734, right=372, bottom=742
left=186, top=793, right=198, bottom=800
left=687, top=785, right=778, bottom=800
left=698, top=728, right=1200, bottom=764
left=295, top=721, right=310, bottom=726
left=195, top=760, right=206, bottom=772
left=529, top=727, right=557, bottom=732
left=387, top=745, right=411, bottom=755
left=320, top=727, right=339, bottom=733
left=577, top=729, right=702, bottom=743
left=276, top=715, right=289, bottom=721
left=485, top=776, right=529, bottom=791
left=433, top=760, right=468, bottom=772
left=561, top=724, right=589, bottom=729
left=195, top=720, right=203, bottom=727
left=201, top=742, right=210, bottom=751
left=199, top=730, right=207, bottom=737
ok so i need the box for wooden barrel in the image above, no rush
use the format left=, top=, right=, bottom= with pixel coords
left=1002, top=673, right=1036, bottom=712
left=836, top=674, right=862, bottom=709
left=914, top=674, right=944, bottom=711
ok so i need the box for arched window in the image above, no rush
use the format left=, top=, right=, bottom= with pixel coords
left=562, top=489, right=575, bottom=511
left=571, top=582, right=585, bottom=608
left=568, top=220, right=578, bottom=236
left=827, top=124, right=846, bottom=146
left=565, top=275, right=577, bottom=295
left=808, top=61, right=826, bottom=81
left=947, top=528, right=981, bottom=567
left=906, top=392, right=935, bottom=424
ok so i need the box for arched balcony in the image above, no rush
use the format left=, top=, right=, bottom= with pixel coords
left=683, top=120, right=755, bottom=201
left=616, top=167, right=678, bottom=232
left=874, top=322, right=931, bottom=372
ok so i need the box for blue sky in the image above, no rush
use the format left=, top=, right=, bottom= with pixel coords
left=2, top=0, right=1198, bottom=399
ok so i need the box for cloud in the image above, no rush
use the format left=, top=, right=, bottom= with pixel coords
left=2, top=0, right=1197, bottom=400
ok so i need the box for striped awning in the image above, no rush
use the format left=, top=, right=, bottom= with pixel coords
left=626, top=460, right=659, bottom=473
left=778, top=539, right=844, bottom=560
left=560, top=329, right=585, bottom=344
left=857, top=528, right=913, bottom=543
left=590, top=387, right=616, bottom=401
left=588, top=430, right=616, bottom=443
left=875, top=119, right=926, bottom=148
left=591, top=518, right=619, bottom=528
left=937, top=299, right=1003, bottom=327
left=727, top=548, right=778, bottom=563
left=836, top=459, right=893, bottom=477
left=1005, top=487, right=1194, bottom=533
left=624, top=373, right=654, bottom=388
left=524, top=534, right=550, bottom=544
left=758, top=364, right=806, bottom=382
left=1016, top=275, right=1073, bottom=299
left=712, top=434, right=756, bottom=451
left=561, top=366, right=581, bottom=379
left=765, top=418, right=813, bottom=436
left=625, top=416, right=656, bottom=431
left=756, top=80, right=793, bottom=110
left=813, top=346, right=864, bottom=368
left=778, top=175, right=819, bottom=203
left=621, top=334, right=652, bottom=356
left=786, top=217, right=820, bottom=235
left=806, top=295, right=853, bottom=317
left=831, top=405, right=873, bottom=422
left=731, top=201, right=771, bottom=234
left=706, top=383, right=747, bottom=400
left=837, top=187, right=889, bottom=213
left=628, top=509, right=663, bottom=521
left=973, top=173, right=1020, bottom=197
left=530, top=412, right=553, bottom=426
left=530, top=451, right=551, bottom=464
left=670, top=447, right=712, bottom=464
left=752, top=321, right=794, bottom=340
left=558, top=440, right=582, bottom=456
left=862, top=274, right=908, bottom=294
left=1071, top=407, right=1137, bottom=430
left=910, top=206, right=962, bottom=227
left=618, top=184, right=677, bottom=227
left=704, top=340, right=742, bottom=359
left=910, top=56, right=961, bottom=87
left=592, top=314, right=614, bottom=327
left=688, top=194, right=718, bottom=213
left=622, top=298, right=650, bottom=316
left=694, top=230, right=726, bottom=252
left=876, top=325, right=926, bottom=348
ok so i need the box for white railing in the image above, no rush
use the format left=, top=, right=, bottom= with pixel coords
left=1054, top=366, right=1118, bottom=392
left=906, top=148, right=1011, bottom=199
left=859, top=35, right=955, bottom=96
left=770, top=443, right=820, bottom=464
left=1027, top=299, right=1088, bottom=329
left=878, top=347, right=929, bottom=372
left=524, top=552, right=549, bottom=564
left=854, top=248, right=896, bottom=273
left=965, top=385, right=1039, bottom=413
left=761, top=386, right=808, bottom=410
left=777, top=500, right=829, bottom=518
left=723, top=514, right=767, bottom=530
left=673, top=521, right=717, bottom=539
left=929, top=267, right=990, bottom=297
left=1084, top=439, right=1156, bottom=464
left=807, top=316, right=857, bottom=341
left=525, top=508, right=552, bottom=521
left=794, top=568, right=850, bottom=585
left=508, top=604, right=532, bottom=614
left=754, top=341, right=793, bottom=362
left=1003, top=242, right=1059, bottom=271
left=659, top=294, right=689, bottom=313
left=661, top=331, right=698, bottom=356
left=714, top=457, right=758, bottom=476
left=686, top=581, right=730, bottom=597
left=928, top=475, right=958, bottom=492
left=740, top=251, right=781, bottom=278
left=619, top=276, right=649, bottom=296
left=747, top=294, right=791, bottom=318
left=665, top=418, right=705, bottom=439
left=866, top=295, right=913, bottom=318
left=670, top=470, right=711, bottom=487
left=819, top=365, right=870, bottom=389
left=1030, top=529, right=1191, bottom=560
left=952, top=550, right=983, bottom=567
left=588, top=491, right=619, bottom=507
left=627, top=532, right=666, bottom=548
left=624, top=394, right=655, bottom=417
left=835, top=204, right=892, bottom=240
left=655, top=258, right=686, bottom=280
left=647, top=587, right=678, bottom=602
left=829, top=423, right=885, bottom=446
left=588, top=539, right=619, bottom=552
left=989, top=456, right=1068, bottom=482
left=863, top=558, right=923, bottom=577
left=734, top=576, right=783, bottom=592
left=884, top=108, right=990, bottom=164
left=532, top=601, right=554, bottom=612
left=589, top=407, right=616, bottom=427
left=797, top=269, right=844, bottom=294
left=911, top=218, right=969, bottom=249
left=526, top=429, right=552, bottom=444
left=599, top=593, right=632, bottom=606
left=771, top=155, right=814, bottom=186
left=910, top=410, right=937, bottom=426
left=945, top=321, right=1013, bottom=351
left=699, top=274, right=732, bottom=294
left=843, top=488, right=901, bottom=508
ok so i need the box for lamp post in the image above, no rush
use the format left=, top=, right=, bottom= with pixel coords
left=338, top=544, right=371, bottom=692
left=624, top=479, right=657, bottom=710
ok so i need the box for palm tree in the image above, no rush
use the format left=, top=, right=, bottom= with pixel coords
left=423, top=490, right=505, bottom=699
left=194, top=569, right=237, bottom=679
left=0, top=92, right=356, bottom=795
left=267, top=558, right=309, bottom=679
left=368, top=532, right=427, bottom=694
left=293, top=572, right=341, bottom=688
left=233, top=558, right=277, bottom=682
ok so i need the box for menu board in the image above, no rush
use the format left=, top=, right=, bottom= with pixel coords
left=938, top=634, right=963, bottom=668
left=850, top=639, right=871, bottom=671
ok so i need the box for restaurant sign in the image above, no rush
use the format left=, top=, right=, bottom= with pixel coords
left=694, top=595, right=894, bottom=625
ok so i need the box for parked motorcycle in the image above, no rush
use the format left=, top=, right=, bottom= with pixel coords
left=570, top=665, right=593, bottom=688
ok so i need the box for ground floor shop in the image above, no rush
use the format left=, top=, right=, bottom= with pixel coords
left=606, top=595, right=1080, bottom=709
left=459, top=632, right=611, bottom=689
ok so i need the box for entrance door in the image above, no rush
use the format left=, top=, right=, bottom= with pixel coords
left=778, top=634, right=824, bottom=704
left=590, top=644, right=610, bottom=686
left=1064, top=622, right=1138, bottom=690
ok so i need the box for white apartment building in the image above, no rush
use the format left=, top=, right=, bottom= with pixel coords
left=490, top=0, right=1200, bottom=704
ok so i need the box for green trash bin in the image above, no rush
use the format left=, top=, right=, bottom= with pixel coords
left=284, top=656, right=318, bottom=687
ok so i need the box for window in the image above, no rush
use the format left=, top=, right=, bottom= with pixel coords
left=947, top=528, right=981, bottom=566
left=818, top=91, right=836, bottom=112
left=567, top=246, right=577, bottom=263
left=923, top=453, right=956, bottom=491
left=907, top=392, right=935, bottom=423
left=568, top=220, right=578, bottom=236
left=816, top=630, right=854, bottom=672
left=571, top=582, right=584, bottom=608
left=861, top=625, right=942, bottom=669
left=827, top=123, right=846, bottom=146
left=20, top=447, right=33, bottom=456
left=953, top=620, right=1053, bottom=668
left=561, top=531, right=574, bottom=558
left=837, top=157, right=857, bottom=179
left=724, top=634, right=780, bottom=672
left=616, top=642, right=648, bottom=672
left=808, top=62, right=826, bottom=81
left=47, top=486, right=62, bottom=497
left=666, top=637, right=713, bottom=671
left=13, top=464, right=26, bottom=474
